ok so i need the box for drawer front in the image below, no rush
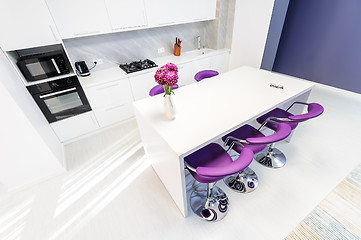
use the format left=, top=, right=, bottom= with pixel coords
left=50, top=111, right=99, bottom=142
left=84, top=79, right=134, bottom=109
left=93, top=102, right=134, bottom=127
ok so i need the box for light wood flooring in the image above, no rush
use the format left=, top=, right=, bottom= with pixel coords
left=0, top=83, right=360, bottom=240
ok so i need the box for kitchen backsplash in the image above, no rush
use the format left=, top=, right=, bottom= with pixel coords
left=64, top=0, right=235, bottom=72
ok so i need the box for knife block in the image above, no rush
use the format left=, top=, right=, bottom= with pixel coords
left=174, top=44, right=181, bottom=56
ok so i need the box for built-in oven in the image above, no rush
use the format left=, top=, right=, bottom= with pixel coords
left=27, top=76, right=92, bottom=123
left=17, top=51, right=70, bottom=81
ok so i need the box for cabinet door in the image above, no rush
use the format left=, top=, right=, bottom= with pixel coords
left=50, top=111, right=99, bottom=142
left=192, top=57, right=213, bottom=77
left=84, top=79, right=134, bottom=127
left=0, top=0, right=61, bottom=51
left=177, top=63, right=194, bottom=86
left=145, top=0, right=179, bottom=27
left=211, top=52, right=230, bottom=74
left=105, top=0, right=147, bottom=31
left=46, top=0, right=111, bottom=39
left=181, top=0, right=217, bottom=23
left=129, top=71, right=156, bottom=101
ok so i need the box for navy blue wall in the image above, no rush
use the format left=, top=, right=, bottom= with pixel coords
left=272, top=0, right=361, bottom=94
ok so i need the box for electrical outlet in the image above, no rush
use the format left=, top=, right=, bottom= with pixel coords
left=93, top=59, right=103, bottom=65
left=157, top=48, right=165, bottom=54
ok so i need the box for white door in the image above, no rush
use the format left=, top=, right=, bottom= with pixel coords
left=105, top=0, right=147, bottom=31
left=46, top=0, right=112, bottom=39
left=0, top=0, right=61, bottom=51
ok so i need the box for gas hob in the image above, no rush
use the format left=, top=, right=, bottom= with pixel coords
left=119, top=59, right=157, bottom=74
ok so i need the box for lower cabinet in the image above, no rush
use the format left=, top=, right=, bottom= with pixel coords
left=129, top=71, right=156, bottom=101
left=177, top=62, right=195, bottom=87
left=50, top=111, right=100, bottom=142
left=84, top=78, right=134, bottom=128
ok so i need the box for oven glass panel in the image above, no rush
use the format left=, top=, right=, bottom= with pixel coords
left=44, top=91, right=83, bottom=114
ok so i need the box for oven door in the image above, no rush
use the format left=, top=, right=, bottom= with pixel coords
left=33, top=86, right=92, bottom=123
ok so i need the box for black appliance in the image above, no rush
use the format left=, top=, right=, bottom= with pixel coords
left=27, top=76, right=92, bottom=123
left=17, top=51, right=70, bottom=81
left=119, top=59, right=157, bottom=74
left=75, top=61, right=90, bottom=77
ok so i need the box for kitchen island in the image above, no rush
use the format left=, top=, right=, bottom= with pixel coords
left=133, top=66, right=315, bottom=217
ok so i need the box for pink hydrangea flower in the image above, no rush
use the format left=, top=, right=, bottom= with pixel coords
left=165, top=63, right=178, bottom=72
left=154, top=62, right=178, bottom=96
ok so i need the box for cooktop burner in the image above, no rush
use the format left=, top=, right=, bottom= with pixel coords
left=119, top=59, right=157, bottom=74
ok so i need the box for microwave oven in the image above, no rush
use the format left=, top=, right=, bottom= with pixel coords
left=17, top=51, right=70, bottom=81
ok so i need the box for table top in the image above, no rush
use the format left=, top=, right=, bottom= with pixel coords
left=133, top=66, right=315, bottom=157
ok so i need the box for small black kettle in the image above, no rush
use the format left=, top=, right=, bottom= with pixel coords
left=75, top=61, right=90, bottom=77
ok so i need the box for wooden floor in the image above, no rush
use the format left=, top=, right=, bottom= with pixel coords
left=0, top=83, right=360, bottom=240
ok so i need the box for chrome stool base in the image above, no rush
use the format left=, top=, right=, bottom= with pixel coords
left=255, top=148, right=287, bottom=168
left=190, top=184, right=229, bottom=222
left=223, top=167, right=258, bottom=193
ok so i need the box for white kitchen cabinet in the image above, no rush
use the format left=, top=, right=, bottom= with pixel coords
left=0, top=0, right=61, bottom=51
left=177, top=63, right=194, bottom=86
left=129, top=71, right=156, bottom=101
left=211, top=52, right=230, bottom=74
left=84, top=78, right=134, bottom=127
left=191, top=57, right=212, bottom=76
left=105, top=0, right=147, bottom=31
left=46, top=0, right=112, bottom=39
left=50, top=111, right=99, bottom=142
left=192, top=0, right=217, bottom=21
left=145, top=0, right=180, bottom=27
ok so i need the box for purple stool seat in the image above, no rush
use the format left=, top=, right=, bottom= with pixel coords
left=256, top=103, right=324, bottom=131
left=222, top=125, right=267, bottom=154
left=184, top=143, right=253, bottom=221
left=221, top=123, right=292, bottom=193
left=185, top=143, right=253, bottom=183
left=256, top=108, right=299, bottom=131
left=194, top=70, right=219, bottom=82
left=149, top=84, right=179, bottom=96
left=255, top=102, right=324, bottom=168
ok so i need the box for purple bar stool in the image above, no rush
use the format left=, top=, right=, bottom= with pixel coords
left=255, top=102, right=324, bottom=168
left=194, top=70, right=219, bottom=82
left=184, top=143, right=253, bottom=221
left=149, top=84, right=179, bottom=96
left=221, top=123, right=292, bottom=193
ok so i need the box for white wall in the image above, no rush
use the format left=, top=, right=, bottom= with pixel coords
left=229, top=0, right=275, bottom=70
left=0, top=50, right=64, bottom=190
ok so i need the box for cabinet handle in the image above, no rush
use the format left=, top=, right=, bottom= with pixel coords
left=40, top=87, right=76, bottom=99
left=96, top=83, right=119, bottom=91
left=49, top=25, right=59, bottom=41
left=105, top=104, right=125, bottom=111
left=158, top=21, right=175, bottom=26
left=74, top=30, right=101, bottom=36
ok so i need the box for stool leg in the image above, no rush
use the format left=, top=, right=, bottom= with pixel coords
left=190, top=183, right=229, bottom=222
left=255, top=143, right=287, bottom=168
left=223, top=167, right=258, bottom=193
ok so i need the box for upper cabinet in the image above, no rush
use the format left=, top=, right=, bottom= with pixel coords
left=46, top=0, right=217, bottom=40
left=0, top=0, right=61, bottom=51
left=145, top=0, right=179, bottom=27
left=191, top=0, right=217, bottom=22
left=146, top=0, right=217, bottom=27
left=46, top=0, right=112, bottom=39
left=105, top=0, right=147, bottom=30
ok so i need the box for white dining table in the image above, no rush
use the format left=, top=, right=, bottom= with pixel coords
left=133, top=66, right=315, bottom=217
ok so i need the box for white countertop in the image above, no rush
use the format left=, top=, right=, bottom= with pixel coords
left=78, top=48, right=230, bottom=89
left=133, top=66, right=315, bottom=157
